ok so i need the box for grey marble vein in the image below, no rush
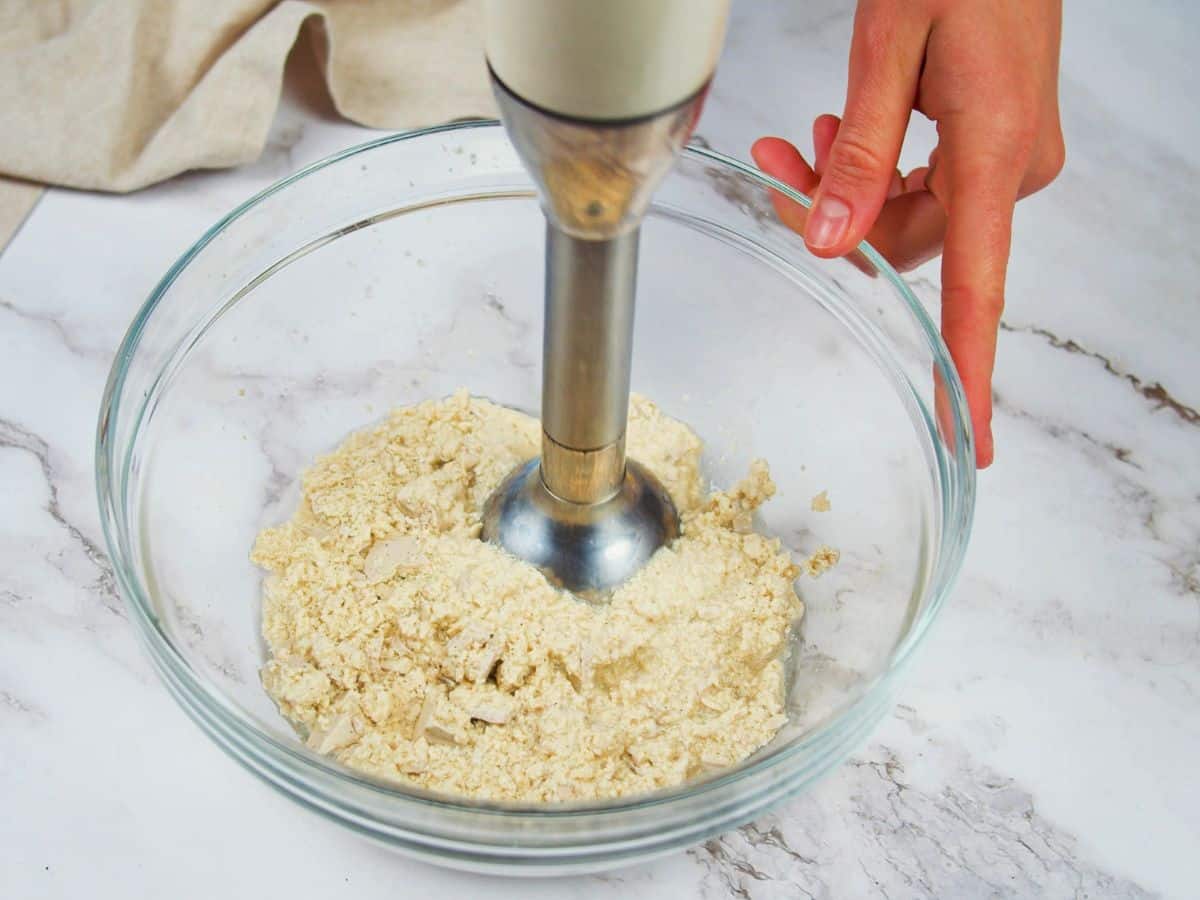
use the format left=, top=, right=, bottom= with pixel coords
left=993, top=390, right=1139, bottom=468
left=682, top=718, right=1159, bottom=900
left=999, top=321, right=1199, bottom=427
left=0, top=296, right=109, bottom=363
left=0, top=416, right=121, bottom=617
left=0, top=688, right=45, bottom=722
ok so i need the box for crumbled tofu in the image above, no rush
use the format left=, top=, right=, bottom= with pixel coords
left=363, top=535, right=422, bottom=583
left=253, top=393, right=820, bottom=803
left=306, top=711, right=364, bottom=754
left=442, top=620, right=501, bottom=684
left=415, top=688, right=468, bottom=745
left=805, top=544, right=841, bottom=577
left=811, top=490, right=831, bottom=512
left=449, top=684, right=515, bottom=724
left=495, top=656, right=531, bottom=693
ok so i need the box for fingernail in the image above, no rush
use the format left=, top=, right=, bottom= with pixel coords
left=806, top=195, right=852, bottom=250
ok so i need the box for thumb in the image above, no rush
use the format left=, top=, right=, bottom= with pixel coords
left=806, top=1, right=927, bottom=257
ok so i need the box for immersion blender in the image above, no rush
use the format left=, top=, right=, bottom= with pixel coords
left=481, top=0, right=731, bottom=592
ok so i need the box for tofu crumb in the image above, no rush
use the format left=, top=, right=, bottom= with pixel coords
left=253, top=393, right=819, bottom=803
left=811, top=490, right=831, bottom=512
left=804, top=545, right=841, bottom=577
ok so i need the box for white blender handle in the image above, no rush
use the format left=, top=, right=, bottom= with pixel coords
left=484, top=0, right=731, bottom=121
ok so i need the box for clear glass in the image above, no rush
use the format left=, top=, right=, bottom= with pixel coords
left=96, top=122, right=974, bottom=874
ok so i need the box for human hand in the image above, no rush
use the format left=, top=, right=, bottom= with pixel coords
left=752, top=0, right=1065, bottom=467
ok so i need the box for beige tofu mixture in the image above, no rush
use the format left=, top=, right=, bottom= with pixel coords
left=253, top=392, right=837, bottom=802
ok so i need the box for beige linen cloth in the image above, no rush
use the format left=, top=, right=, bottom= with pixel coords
left=0, top=0, right=495, bottom=247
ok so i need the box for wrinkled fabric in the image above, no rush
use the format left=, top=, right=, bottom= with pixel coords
left=0, top=0, right=493, bottom=192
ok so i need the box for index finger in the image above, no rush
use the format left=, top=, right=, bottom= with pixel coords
left=933, top=118, right=1025, bottom=468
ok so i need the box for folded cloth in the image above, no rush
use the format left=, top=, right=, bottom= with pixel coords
left=0, top=0, right=494, bottom=193
left=0, top=176, right=42, bottom=250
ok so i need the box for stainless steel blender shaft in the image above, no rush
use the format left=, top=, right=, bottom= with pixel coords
left=541, top=225, right=638, bottom=504
left=481, top=72, right=709, bottom=592
left=491, top=71, right=706, bottom=489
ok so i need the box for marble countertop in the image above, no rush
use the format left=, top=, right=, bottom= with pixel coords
left=2, top=3, right=1197, bottom=897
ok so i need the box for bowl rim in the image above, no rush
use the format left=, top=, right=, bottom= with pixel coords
left=95, top=120, right=975, bottom=821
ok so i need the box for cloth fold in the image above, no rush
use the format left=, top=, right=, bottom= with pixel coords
left=0, top=0, right=494, bottom=193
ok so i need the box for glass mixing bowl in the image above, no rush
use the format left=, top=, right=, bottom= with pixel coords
left=96, top=121, right=974, bottom=874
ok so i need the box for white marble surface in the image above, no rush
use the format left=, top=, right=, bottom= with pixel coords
left=2, top=2, right=1197, bottom=897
